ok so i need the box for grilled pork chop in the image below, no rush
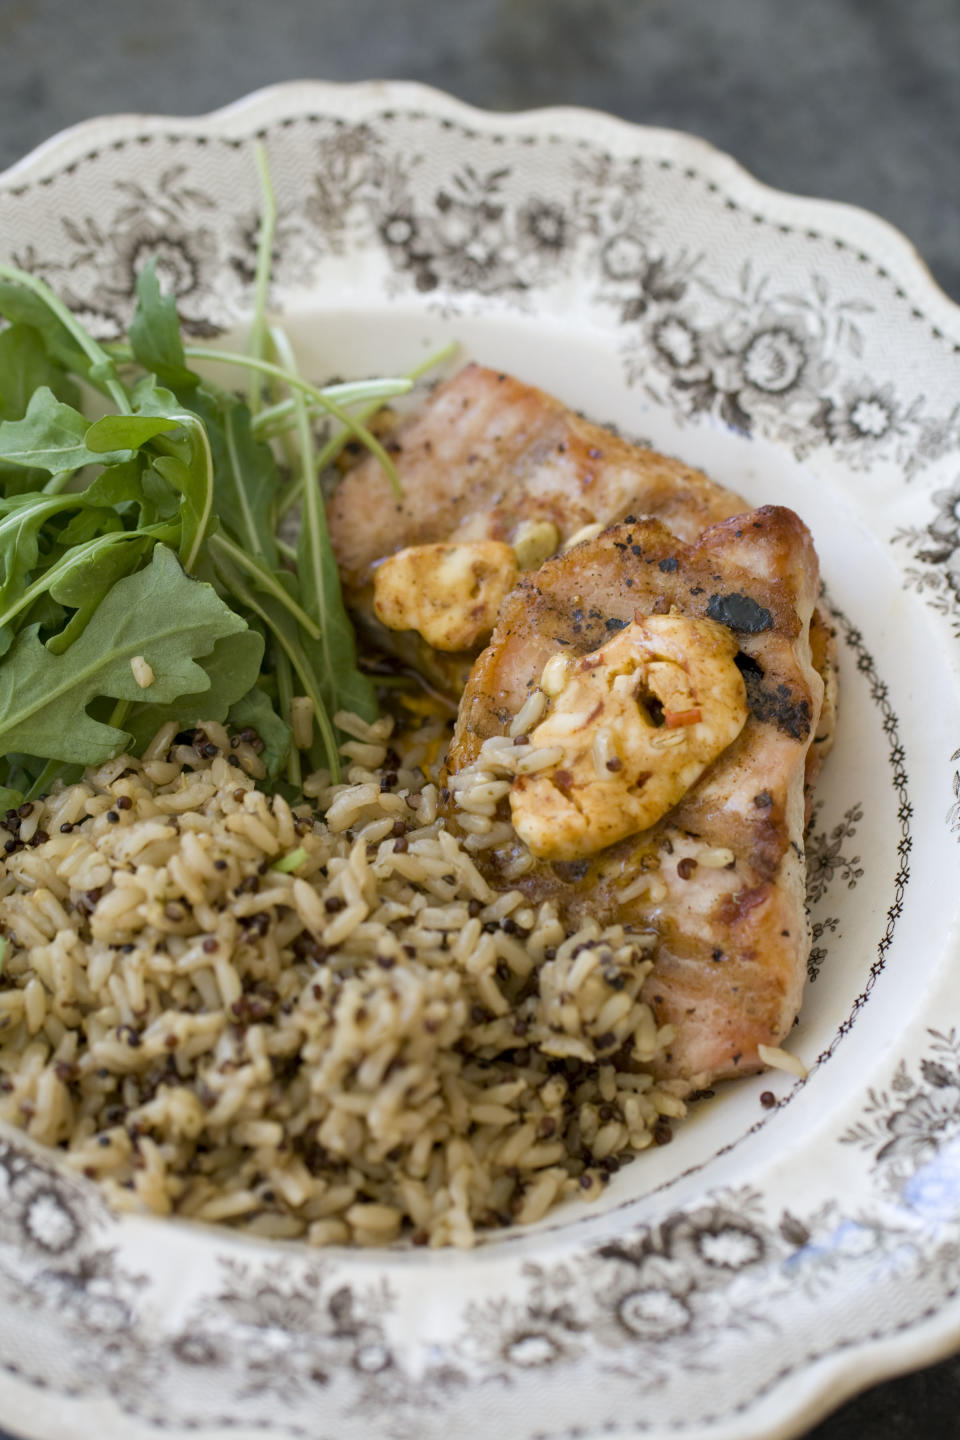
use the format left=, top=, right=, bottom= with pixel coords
left=328, top=362, right=835, bottom=767
left=328, top=362, right=747, bottom=595
left=447, top=506, right=824, bottom=1088
left=328, top=364, right=833, bottom=1086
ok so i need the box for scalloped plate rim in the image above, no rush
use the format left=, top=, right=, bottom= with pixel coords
left=1, top=78, right=958, bottom=337
left=0, top=78, right=958, bottom=1440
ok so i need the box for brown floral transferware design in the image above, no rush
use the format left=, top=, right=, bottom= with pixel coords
left=0, top=81, right=958, bottom=1440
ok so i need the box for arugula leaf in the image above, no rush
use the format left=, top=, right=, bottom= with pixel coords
left=25, top=591, right=67, bottom=638
left=0, top=461, right=47, bottom=498
left=0, top=494, right=82, bottom=613
left=55, top=506, right=124, bottom=547
left=130, top=379, right=216, bottom=572
left=228, top=683, right=292, bottom=781
left=128, top=263, right=199, bottom=391
left=45, top=532, right=155, bottom=653
left=81, top=459, right=148, bottom=509
left=122, top=627, right=265, bottom=753
left=131, top=373, right=182, bottom=418
left=47, top=533, right=153, bottom=609
left=0, top=281, right=94, bottom=379
left=1, top=751, right=57, bottom=802
left=191, top=390, right=279, bottom=565
left=152, top=422, right=215, bottom=573
left=0, top=520, right=174, bottom=658
left=0, top=544, right=251, bottom=765
left=0, top=324, right=77, bottom=421
left=86, top=414, right=179, bottom=453
left=140, top=463, right=181, bottom=524
left=0, top=388, right=133, bottom=474
left=0, top=160, right=429, bottom=804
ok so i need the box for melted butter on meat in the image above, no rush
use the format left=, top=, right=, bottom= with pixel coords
left=373, top=540, right=519, bottom=652
left=510, top=614, right=748, bottom=862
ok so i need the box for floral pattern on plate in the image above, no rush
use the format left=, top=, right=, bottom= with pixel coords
left=0, top=81, right=958, bottom=1440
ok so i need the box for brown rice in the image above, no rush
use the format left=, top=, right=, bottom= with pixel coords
left=0, top=710, right=682, bottom=1248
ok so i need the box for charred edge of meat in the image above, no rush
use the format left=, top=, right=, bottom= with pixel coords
left=706, top=591, right=773, bottom=634
left=735, top=652, right=811, bottom=742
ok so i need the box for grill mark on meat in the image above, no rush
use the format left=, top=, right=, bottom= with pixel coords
left=740, top=667, right=813, bottom=742
left=706, top=591, right=774, bottom=633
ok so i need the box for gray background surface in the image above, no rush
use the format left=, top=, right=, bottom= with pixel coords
left=0, top=0, right=958, bottom=1436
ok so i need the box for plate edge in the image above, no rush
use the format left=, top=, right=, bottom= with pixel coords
left=0, top=78, right=957, bottom=339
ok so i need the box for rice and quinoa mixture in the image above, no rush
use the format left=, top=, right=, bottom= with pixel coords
left=0, top=709, right=684, bottom=1248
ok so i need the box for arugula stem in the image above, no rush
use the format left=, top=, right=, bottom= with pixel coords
left=251, top=378, right=414, bottom=439
left=277, top=402, right=377, bottom=519
left=247, top=141, right=277, bottom=416
left=276, top=341, right=456, bottom=516
left=207, top=532, right=323, bottom=641
left=109, top=337, right=417, bottom=502
left=24, top=758, right=68, bottom=803
left=107, top=698, right=131, bottom=732
left=222, top=404, right=266, bottom=558
left=0, top=263, right=131, bottom=415
left=260, top=330, right=303, bottom=502
left=0, top=523, right=179, bottom=638
left=270, top=325, right=333, bottom=670
left=177, top=347, right=403, bottom=497
left=42, top=469, right=75, bottom=496
left=275, top=649, right=301, bottom=791
left=212, top=554, right=340, bottom=783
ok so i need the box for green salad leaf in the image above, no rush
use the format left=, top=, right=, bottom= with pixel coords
left=0, top=280, right=95, bottom=380
left=228, top=684, right=292, bottom=781
left=0, top=545, right=250, bottom=765
left=128, top=262, right=199, bottom=392
left=86, top=413, right=180, bottom=453
left=0, top=324, right=77, bottom=422
left=0, top=388, right=134, bottom=474
left=0, top=146, right=443, bottom=807
left=122, top=627, right=266, bottom=754
left=202, top=393, right=280, bottom=567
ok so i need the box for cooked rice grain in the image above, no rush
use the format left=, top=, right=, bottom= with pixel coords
left=0, top=715, right=681, bottom=1248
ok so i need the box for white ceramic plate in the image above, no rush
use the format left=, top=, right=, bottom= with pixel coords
left=0, top=81, right=959, bottom=1440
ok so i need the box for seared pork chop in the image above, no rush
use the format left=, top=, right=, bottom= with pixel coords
left=327, top=363, right=752, bottom=693
left=328, top=362, right=747, bottom=594
left=447, top=506, right=824, bottom=1089
left=328, top=364, right=834, bottom=1088
left=328, top=362, right=835, bottom=766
